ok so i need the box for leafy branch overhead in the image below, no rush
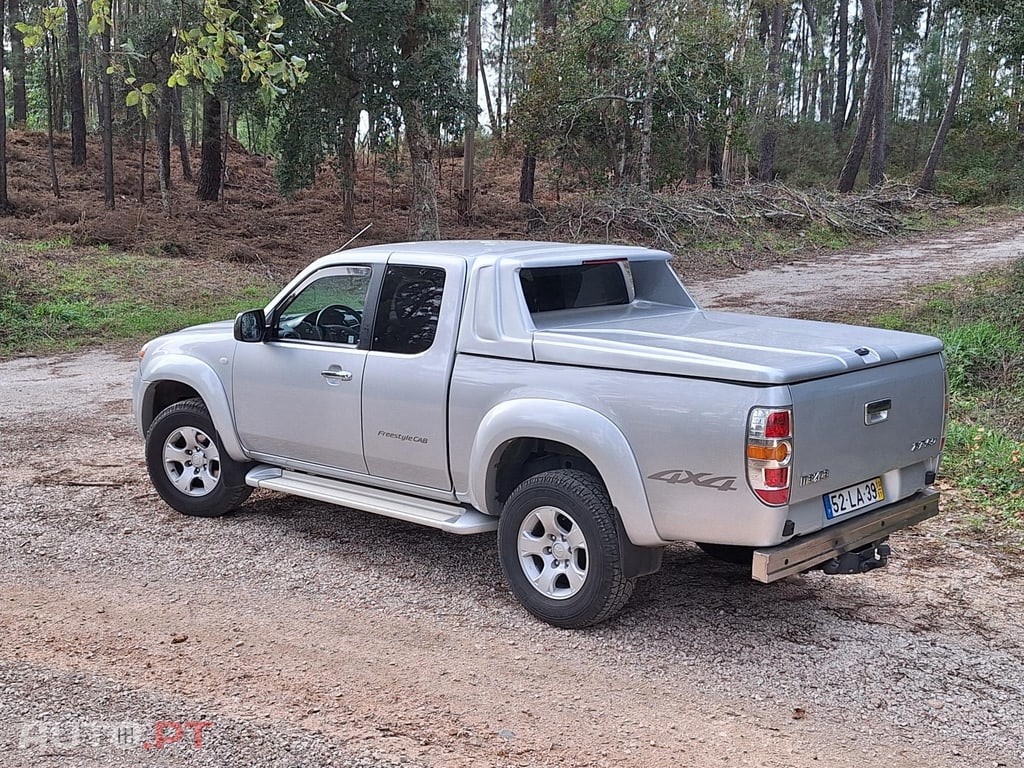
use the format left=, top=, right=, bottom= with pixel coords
left=167, top=0, right=350, bottom=104
left=19, top=0, right=349, bottom=116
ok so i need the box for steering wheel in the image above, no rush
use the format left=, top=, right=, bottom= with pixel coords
left=315, top=304, right=362, bottom=330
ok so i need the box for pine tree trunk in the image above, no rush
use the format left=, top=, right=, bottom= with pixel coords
left=101, top=24, right=114, bottom=209
left=197, top=93, right=222, bottom=202
left=405, top=109, right=440, bottom=240
left=219, top=100, right=230, bottom=205
left=708, top=134, right=724, bottom=189
left=685, top=114, right=699, bottom=184
left=837, top=0, right=883, bottom=192
left=845, top=21, right=866, bottom=131
left=339, top=86, right=361, bottom=229
left=867, top=0, right=894, bottom=187
left=8, top=0, right=27, bottom=126
left=65, top=0, right=87, bottom=166
left=480, top=56, right=497, bottom=140
left=398, top=0, right=440, bottom=239
left=172, top=89, right=193, bottom=181
left=758, top=1, right=785, bottom=183
left=156, top=85, right=172, bottom=215
left=519, top=154, right=536, bottom=203
left=518, top=0, right=557, bottom=204
left=496, top=0, right=507, bottom=134
left=137, top=118, right=147, bottom=205
left=45, top=35, right=61, bottom=199
left=910, top=3, right=935, bottom=169
left=459, top=0, right=481, bottom=221
left=0, top=0, right=9, bottom=209
left=539, top=0, right=555, bottom=32
left=155, top=35, right=173, bottom=198
left=833, top=0, right=849, bottom=141
left=638, top=33, right=656, bottom=191
left=919, top=24, right=971, bottom=193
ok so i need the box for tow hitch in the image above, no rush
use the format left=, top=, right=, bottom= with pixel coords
left=820, top=541, right=891, bottom=575
left=751, top=489, right=938, bottom=583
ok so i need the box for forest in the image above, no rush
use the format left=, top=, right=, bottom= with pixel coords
left=4, top=0, right=1024, bottom=548
left=0, top=0, right=1022, bottom=244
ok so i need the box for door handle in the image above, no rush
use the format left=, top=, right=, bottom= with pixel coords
left=864, top=398, right=891, bottom=425
left=320, top=369, right=353, bottom=382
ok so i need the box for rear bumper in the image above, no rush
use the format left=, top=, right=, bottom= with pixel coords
left=751, top=488, right=940, bottom=583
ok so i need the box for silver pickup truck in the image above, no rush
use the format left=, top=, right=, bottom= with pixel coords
left=133, top=241, right=946, bottom=627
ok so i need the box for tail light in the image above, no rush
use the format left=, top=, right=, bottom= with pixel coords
left=747, top=407, right=793, bottom=506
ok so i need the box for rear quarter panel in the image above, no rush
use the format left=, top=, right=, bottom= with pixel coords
left=449, top=356, right=792, bottom=546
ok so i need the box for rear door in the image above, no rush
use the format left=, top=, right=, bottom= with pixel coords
left=361, top=255, right=466, bottom=490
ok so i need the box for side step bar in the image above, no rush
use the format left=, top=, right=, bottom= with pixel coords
left=751, top=488, right=940, bottom=583
left=245, top=466, right=498, bottom=535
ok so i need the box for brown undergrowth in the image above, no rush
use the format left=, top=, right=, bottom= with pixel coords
left=1, top=128, right=972, bottom=279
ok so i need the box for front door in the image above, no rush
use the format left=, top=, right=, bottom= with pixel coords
left=233, top=265, right=374, bottom=474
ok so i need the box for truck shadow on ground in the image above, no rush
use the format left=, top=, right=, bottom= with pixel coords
left=236, top=490, right=930, bottom=647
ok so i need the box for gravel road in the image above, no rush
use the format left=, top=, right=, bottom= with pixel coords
left=2, top=226, right=1024, bottom=767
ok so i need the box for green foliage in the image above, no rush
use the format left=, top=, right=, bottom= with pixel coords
left=933, top=159, right=1019, bottom=204
left=943, top=321, right=1023, bottom=392
left=14, top=5, right=65, bottom=47
left=510, top=0, right=742, bottom=188
left=942, top=422, right=1024, bottom=528
left=0, top=249, right=275, bottom=358
left=884, top=259, right=1024, bottom=535
left=274, top=0, right=467, bottom=196
left=169, top=0, right=347, bottom=108
left=15, top=0, right=350, bottom=118
left=29, top=236, right=74, bottom=252
left=166, top=0, right=331, bottom=100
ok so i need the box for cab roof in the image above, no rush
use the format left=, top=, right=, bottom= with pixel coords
left=318, top=240, right=670, bottom=269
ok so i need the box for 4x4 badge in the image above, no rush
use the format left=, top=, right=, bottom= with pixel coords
left=648, top=469, right=738, bottom=492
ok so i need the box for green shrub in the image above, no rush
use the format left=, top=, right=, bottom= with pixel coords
left=942, top=320, right=1023, bottom=392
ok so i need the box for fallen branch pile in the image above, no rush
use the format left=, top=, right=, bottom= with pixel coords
left=537, top=182, right=954, bottom=252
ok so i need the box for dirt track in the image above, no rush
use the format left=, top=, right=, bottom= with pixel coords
left=2, top=226, right=1023, bottom=767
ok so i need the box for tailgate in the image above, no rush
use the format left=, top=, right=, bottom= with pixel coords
left=786, top=353, right=945, bottom=536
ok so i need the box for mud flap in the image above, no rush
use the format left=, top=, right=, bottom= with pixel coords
left=615, top=512, right=664, bottom=579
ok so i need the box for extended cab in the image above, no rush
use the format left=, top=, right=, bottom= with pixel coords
left=133, top=241, right=946, bottom=627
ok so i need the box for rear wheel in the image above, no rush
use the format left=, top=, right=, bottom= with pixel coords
left=145, top=398, right=252, bottom=517
left=498, top=470, right=634, bottom=628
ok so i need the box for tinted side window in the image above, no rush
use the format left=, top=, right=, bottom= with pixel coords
left=371, top=266, right=446, bottom=354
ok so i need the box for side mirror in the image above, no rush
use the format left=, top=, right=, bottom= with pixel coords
left=234, top=309, right=267, bottom=342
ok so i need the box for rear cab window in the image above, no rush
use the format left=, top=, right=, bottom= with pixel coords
left=519, top=261, right=633, bottom=314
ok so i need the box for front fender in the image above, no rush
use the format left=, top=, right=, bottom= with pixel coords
left=136, top=353, right=247, bottom=462
left=467, top=398, right=667, bottom=547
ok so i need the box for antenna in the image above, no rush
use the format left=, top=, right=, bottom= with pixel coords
left=339, top=223, right=373, bottom=251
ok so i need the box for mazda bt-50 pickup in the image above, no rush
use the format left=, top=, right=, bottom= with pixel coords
left=133, top=241, right=945, bottom=627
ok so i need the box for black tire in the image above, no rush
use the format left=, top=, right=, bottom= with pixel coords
left=145, top=398, right=252, bottom=517
left=696, top=542, right=755, bottom=566
left=498, top=469, right=634, bottom=628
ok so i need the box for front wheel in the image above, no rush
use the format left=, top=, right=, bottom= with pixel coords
left=145, top=398, right=252, bottom=517
left=498, top=470, right=634, bottom=628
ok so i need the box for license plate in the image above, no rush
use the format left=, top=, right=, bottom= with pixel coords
left=823, top=478, right=884, bottom=519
